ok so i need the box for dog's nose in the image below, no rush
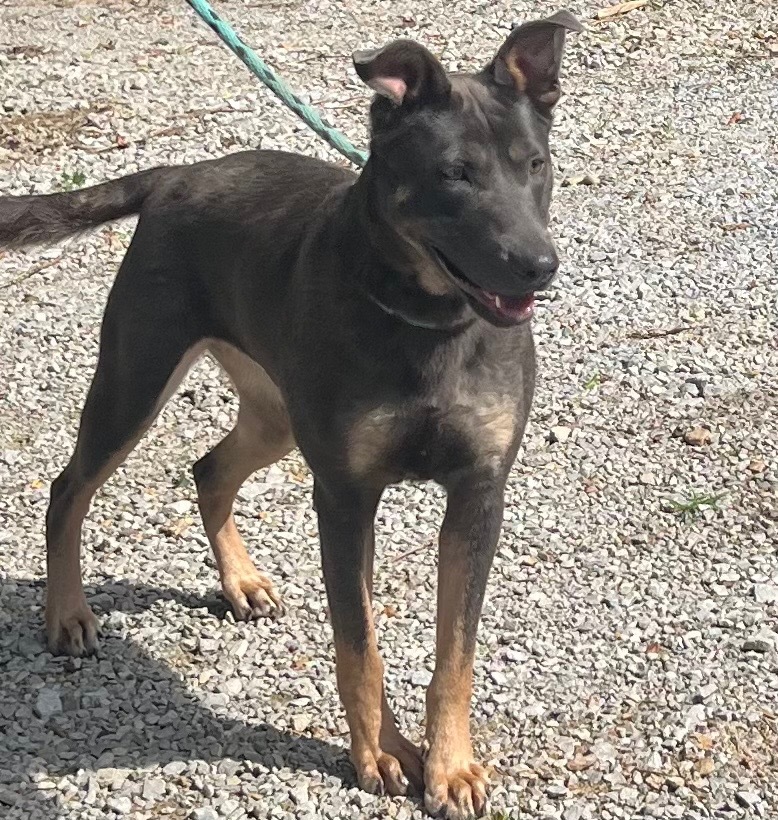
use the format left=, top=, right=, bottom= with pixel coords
left=516, top=252, right=559, bottom=287
left=527, top=253, right=558, bottom=280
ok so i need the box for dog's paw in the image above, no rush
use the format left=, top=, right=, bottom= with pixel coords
left=222, top=570, right=284, bottom=621
left=46, top=597, right=100, bottom=656
left=353, top=735, right=424, bottom=798
left=423, top=760, right=490, bottom=819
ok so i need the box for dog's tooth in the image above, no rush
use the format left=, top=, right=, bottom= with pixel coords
left=494, top=295, right=502, bottom=309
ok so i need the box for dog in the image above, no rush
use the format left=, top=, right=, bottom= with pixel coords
left=0, top=11, right=581, bottom=818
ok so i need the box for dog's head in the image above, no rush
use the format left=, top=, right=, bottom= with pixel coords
left=354, top=11, right=582, bottom=327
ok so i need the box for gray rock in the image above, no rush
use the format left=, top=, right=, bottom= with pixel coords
left=685, top=703, right=707, bottom=731
left=0, top=789, right=18, bottom=807
left=410, top=670, right=433, bottom=687
left=736, top=791, right=761, bottom=808
left=742, top=630, right=776, bottom=653
left=17, top=634, right=45, bottom=657
left=33, top=687, right=62, bottom=719
left=290, top=785, right=309, bottom=805
left=142, top=778, right=166, bottom=800
left=168, top=499, right=192, bottom=515
left=549, top=425, right=572, bottom=444
left=754, top=583, right=778, bottom=604
left=218, top=799, right=241, bottom=817
left=97, top=769, right=128, bottom=789
left=106, top=795, right=133, bottom=814
left=191, top=810, right=219, bottom=820
left=351, top=790, right=377, bottom=808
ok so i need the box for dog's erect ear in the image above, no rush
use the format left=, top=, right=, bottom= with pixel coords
left=353, top=40, right=451, bottom=107
left=490, top=10, right=582, bottom=108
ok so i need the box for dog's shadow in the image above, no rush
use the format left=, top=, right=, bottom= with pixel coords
left=0, top=577, right=357, bottom=818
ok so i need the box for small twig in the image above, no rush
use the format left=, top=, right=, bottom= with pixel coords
left=296, top=53, right=345, bottom=63
left=132, top=126, right=186, bottom=147
left=184, top=105, right=235, bottom=118
left=70, top=141, right=115, bottom=155
left=627, top=325, right=703, bottom=340
left=0, top=255, right=64, bottom=290
left=71, top=107, right=233, bottom=154
left=718, top=222, right=751, bottom=232
left=391, top=538, right=435, bottom=563
left=323, top=97, right=363, bottom=110
left=595, top=0, right=648, bottom=20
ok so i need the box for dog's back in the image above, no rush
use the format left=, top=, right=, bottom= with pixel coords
left=0, top=150, right=354, bottom=252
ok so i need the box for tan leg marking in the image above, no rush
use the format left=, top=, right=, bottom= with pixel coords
left=424, top=542, right=490, bottom=819
left=46, top=489, right=101, bottom=656
left=196, top=341, right=294, bottom=619
left=336, top=640, right=424, bottom=797
left=47, top=343, right=208, bottom=656
left=335, top=545, right=423, bottom=797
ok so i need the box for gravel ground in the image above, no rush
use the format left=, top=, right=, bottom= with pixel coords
left=1, top=1, right=776, bottom=818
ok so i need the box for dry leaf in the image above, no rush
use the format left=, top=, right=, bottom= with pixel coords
left=748, top=459, right=767, bottom=473
left=585, top=694, right=603, bottom=714
left=562, top=172, right=600, bottom=187
left=727, top=111, right=745, bottom=125
left=567, top=753, right=597, bottom=772
left=695, top=757, right=715, bottom=776
left=683, top=426, right=712, bottom=447
left=382, top=604, right=398, bottom=617
left=161, top=518, right=192, bottom=538
left=596, top=0, right=648, bottom=20
left=646, top=773, right=664, bottom=790
left=105, top=230, right=125, bottom=251
left=645, top=641, right=664, bottom=656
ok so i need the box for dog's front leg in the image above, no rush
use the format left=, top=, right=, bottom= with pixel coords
left=314, top=478, right=424, bottom=797
left=423, top=475, right=505, bottom=819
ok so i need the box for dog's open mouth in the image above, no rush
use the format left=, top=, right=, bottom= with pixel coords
left=430, top=247, right=535, bottom=325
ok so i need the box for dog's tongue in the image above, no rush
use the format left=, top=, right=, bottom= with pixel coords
left=481, top=291, right=535, bottom=322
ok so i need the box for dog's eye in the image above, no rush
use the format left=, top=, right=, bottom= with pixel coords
left=529, top=157, right=546, bottom=175
left=441, top=164, right=469, bottom=184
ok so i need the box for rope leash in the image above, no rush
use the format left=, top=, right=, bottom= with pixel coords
left=185, top=0, right=369, bottom=168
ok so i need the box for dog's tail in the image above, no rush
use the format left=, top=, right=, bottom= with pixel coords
left=0, top=167, right=167, bottom=250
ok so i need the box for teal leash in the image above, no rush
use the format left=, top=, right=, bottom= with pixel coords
left=185, top=0, right=369, bottom=168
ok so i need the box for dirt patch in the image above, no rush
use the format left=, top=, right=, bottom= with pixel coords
left=0, top=109, right=91, bottom=156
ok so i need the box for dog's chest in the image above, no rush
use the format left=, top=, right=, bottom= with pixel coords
left=346, top=385, right=518, bottom=483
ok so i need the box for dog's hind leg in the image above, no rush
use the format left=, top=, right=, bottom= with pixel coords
left=193, top=341, right=295, bottom=620
left=46, top=258, right=204, bottom=656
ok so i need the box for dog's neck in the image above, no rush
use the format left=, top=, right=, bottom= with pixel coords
left=339, top=159, right=474, bottom=332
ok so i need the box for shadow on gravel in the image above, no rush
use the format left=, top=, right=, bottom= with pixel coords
left=0, top=577, right=357, bottom=819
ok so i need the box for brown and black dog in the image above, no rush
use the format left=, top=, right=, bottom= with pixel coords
left=0, top=11, right=581, bottom=818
